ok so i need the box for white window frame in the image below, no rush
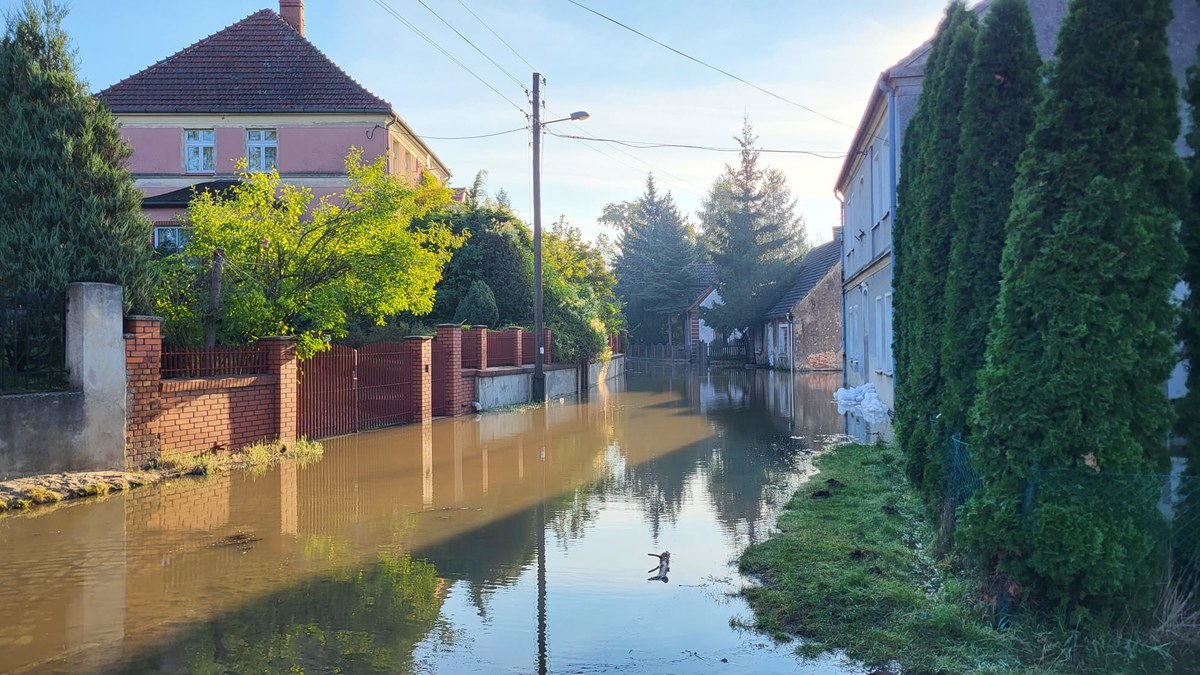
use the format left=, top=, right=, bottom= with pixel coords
left=883, top=292, right=894, bottom=375
left=246, top=129, right=278, bottom=172
left=184, top=129, right=215, bottom=174
left=874, top=295, right=885, bottom=373
left=847, top=305, right=858, bottom=366
left=154, top=225, right=190, bottom=252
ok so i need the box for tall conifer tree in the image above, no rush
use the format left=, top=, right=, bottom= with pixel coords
left=938, top=0, right=1040, bottom=445
left=892, top=2, right=977, bottom=493
left=702, top=119, right=802, bottom=336
left=0, top=1, right=154, bottom=308
left=968, top=0, right=1185, bottom=609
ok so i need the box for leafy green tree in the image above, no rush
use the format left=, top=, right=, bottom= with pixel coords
left=158, top=149, right=461, bottom=357
left=0, top=0, right=154, bottom=308
left=543, top=217, right=619, bottom=362
left=967, top=0, right=1185, bottom=612
left=938, top=0, right=1040, bottom=449
left=609, top=175, right=698, bottom=343
left=891, top=2, right=977, bottom=494
left=701, top=119, right=805, bottom=337
left=430, top=172, right=533, bottom=326
left=453, top=279, right=498, bottom=327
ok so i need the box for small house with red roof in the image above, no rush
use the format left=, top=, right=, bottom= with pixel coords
left=97, top=0, right=451, bottom=249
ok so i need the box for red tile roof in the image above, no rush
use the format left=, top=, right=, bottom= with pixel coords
left=97, top=10, right=392, bottom=114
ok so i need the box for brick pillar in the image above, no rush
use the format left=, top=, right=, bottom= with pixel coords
left=406, top=336, right=432, bottom=423
left=261, top=337, right=298, bottom=443
left=124, top=315, right=162, bottom=469
left=462, top=326, right=488, bottom=370
left=435, top=324, right=465, bottom=417
left=508, top=327, right=524, bottom=366
left=542, top=328, right=553, bottom=364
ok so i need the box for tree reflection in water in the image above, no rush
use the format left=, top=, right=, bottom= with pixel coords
left=121, top=554, right=444, bottom=674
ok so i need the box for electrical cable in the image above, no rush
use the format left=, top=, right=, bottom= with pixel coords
left=546, top=130, right=846, bottom=158
left=412, top=0, right=527, bottom=90
left=420, top=127, right=528, bottom=140
left=455, top=0, right=538, bottom=72
left=565, top=0, right=857, bottom=132
left=370, top=0, right=528, bottom=119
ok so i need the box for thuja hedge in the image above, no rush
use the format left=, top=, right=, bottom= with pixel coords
left=966, top=0, right=1185, bottom=613
left=892, top=2, right=976, bottom=500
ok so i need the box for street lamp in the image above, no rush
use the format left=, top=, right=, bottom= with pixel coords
left=531, top=71, right=588, bottom=402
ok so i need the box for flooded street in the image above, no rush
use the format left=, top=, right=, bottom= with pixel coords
left=0, top=365, right=849, bottom=674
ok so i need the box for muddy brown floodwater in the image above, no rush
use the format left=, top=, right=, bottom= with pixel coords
left=0, top=364, right=856, bottom=674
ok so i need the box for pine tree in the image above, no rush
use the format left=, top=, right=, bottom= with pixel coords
left=968, top=0, right=1185, bottom=610
left=892, top=2, right=977, bottom=493
left=453, top=280, right=498, bottom=327
left=0, top=1, right=154, bottom=308
left=611, top=175, right=696, bottom=342
left=701, top=119, right=803, bottom=336
left=1178, top=46, right=1200, bottom=463
left=938, top=0, right=1040, bottom=447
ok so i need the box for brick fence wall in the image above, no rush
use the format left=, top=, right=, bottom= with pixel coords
left=123, top=317, right=295, bottom=468
left=123, top=320, right=557, bottom=467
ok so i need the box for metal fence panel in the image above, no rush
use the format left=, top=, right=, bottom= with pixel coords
left=161, top=345, right=266, bottom=379
left=0, top=292, right=67, bottom=392
left=358, top=343, right=411, bottom=430
left=297, top=344, right=358, bottom=439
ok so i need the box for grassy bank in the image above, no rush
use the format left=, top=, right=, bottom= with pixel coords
left=738, top=442, right=1182, bottom=674
left=0, top=438, right=323, bottom=514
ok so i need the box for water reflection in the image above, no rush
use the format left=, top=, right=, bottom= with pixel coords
left=0, top=365, right=848, bottom=675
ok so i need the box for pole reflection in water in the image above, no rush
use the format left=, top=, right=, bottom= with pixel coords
left=0, top=364, right=852, bottom=675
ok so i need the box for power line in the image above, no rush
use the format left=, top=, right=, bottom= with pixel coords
left=564, top=0, right=857, bottom=132
left=412, top=0, right=527, bottom=90
left=547, top=131, right=846, bottom=158
left=370, top=0, right=528, bottom=118
left=455, top=0, right=538, bottom=72
left=421, top=127, right=528, bottom=140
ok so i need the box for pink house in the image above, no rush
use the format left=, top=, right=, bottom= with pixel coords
left=97, top=0, right=452, bottom=249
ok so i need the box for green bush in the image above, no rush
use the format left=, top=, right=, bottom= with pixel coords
left=453, top=280, right=499, bottom=328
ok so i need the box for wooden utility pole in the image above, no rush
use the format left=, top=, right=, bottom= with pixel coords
left=532, top=72, right=546, bottom=402
left=204, top=248, right=224, bottom=348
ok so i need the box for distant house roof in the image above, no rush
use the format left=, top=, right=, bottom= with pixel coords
left=685, top=263, right=719, bottom=307
left=762, top=239, right=842, bottom=320
left=96, top=10, right=391, bottom=114
left=141, top=180, right=241, bottom=208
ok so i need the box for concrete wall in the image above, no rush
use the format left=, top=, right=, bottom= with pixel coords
left=0, top=283, right=127, bottom=475
left=546, top=368, right=578, bottom=399
left=475, top=369, right=530, bottom=410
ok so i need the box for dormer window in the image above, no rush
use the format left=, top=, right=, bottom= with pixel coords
left=184, top=129, right=215, bottom=173
left=246, top=129, right=277, bottom=172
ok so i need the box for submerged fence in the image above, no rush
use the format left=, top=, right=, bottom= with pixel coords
left=0, top=292, right=67, bottom=392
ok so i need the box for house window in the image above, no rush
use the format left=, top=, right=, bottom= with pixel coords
left=883, top=292, right=894, bottom=374
left=154, top=225, right=190, bottom=254
left=184, top=129, right=215, bottom=173
left=246, top=129, right=278, bottom=172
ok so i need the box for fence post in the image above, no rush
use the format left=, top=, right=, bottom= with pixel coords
left=542, top=328, right=553, bottom=364
left=261, top=336, right=298, bottom=443
left=463, top=326, right=488, bottom=370
left=509, top=327, right=524, bottom=366
left=406, top=336, right=432, bottom=423
left=65, top=283, right=127, bottom=470
left=123, top=315, right=162, bottom=469
left=435, top=324, right=465, bottom=416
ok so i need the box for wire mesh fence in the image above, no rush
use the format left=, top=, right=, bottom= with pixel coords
left=941, top=430, right=1198, bottom=613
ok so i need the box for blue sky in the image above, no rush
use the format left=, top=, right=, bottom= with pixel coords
left=13, top=0, right=950, bottom=244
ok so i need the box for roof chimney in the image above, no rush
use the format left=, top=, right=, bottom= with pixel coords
left=280, top=0, right=305, bottom=36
